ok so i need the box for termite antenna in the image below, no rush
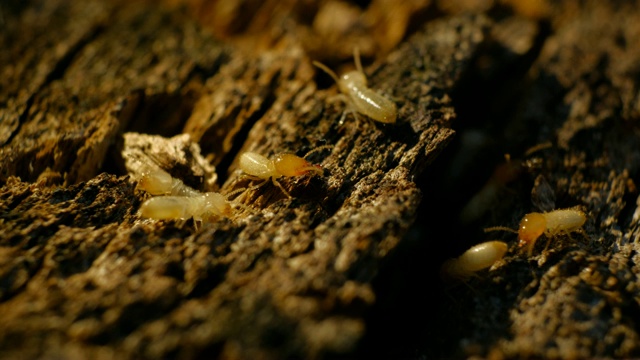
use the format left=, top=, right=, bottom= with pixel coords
left=484, top=226, right=518, bottom=234
left=296, top=165, right=324, bottom=177
left=303, top=145, right=333, bottom=159
left=524, top=141, right=553, bottom=157
left=313, top=61, right=341, bottom=85
left=353, top=47, right=363, bottom=75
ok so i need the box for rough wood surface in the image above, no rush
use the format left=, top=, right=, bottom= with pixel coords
left=1, top=0, right=640, bottom=359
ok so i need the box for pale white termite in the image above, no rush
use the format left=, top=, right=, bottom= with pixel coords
left=517, top=208, right=586, bottom=255
left=139, top=192, right=232, bottom=222
left=441, top=241, right=508, bottom=280
left=137, top=168, right=200, bottom=197
left=486, top=207, right=587, bottom=255
left=137, top=168, right=246, bottom=222
left=238, top=146, right=331, bottom=198
left=313, top=48, right=397, bottom=124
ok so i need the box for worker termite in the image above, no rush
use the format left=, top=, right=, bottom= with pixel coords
left=313, top=48, right=397, bottom=124
left=237, top=145, right=332, bottom=199
left=137, top=168, right=200, bottom=197
left=518, top=208, right=587, bottom=255
left=440, top=241, right=508, bottom=281
left=140, top=192, right=233, bottom=222
left=486, top=208, right=587, bottom=255
left=137, top=168, right=248, bottom=223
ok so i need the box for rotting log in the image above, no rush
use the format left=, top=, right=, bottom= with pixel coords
left=3, top=0, right=640, bottom=359
left=456, top=1, right=640, bottom=358
left=0, top=1, right=483, bottom=358
left=367, top=1, right=640, bottom=359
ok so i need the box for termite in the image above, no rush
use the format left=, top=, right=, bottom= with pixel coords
left=486, top=208, right=587, bottom=255
left=138, top=168, right=200, bottom=197
left=518, top=208, right=586, bottom=255
left=138, top=169, right=247, bottom=223
left=237, top=145, right=332, bottom=199
left=440, top=241, right=508, bottom=281
left=313, top=48, right=397, bottom=124
left=140, top=192, right=233, bottom=222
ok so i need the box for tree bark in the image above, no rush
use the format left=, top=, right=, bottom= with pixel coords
left=1, top=0, right=640, bottom=359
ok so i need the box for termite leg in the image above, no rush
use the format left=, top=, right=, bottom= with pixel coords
left=327, top=93, right=355, bottom=125
left=344, top=99, right=360, bottom=123
left=339, top=111, right=347, bottom=125
left=223, top=187, right=248, bottom=200
left=232, top=175, right=267, bottom=203
left=339, top=106, right=359, bottom=126
left=303, top=144, right=333, bottom=159
left=176, top=219, right=188, bottom=229
left=542, top=235, right=553, bottom=253
left=223, top=187, right=253, bottom=214
left=246, top=177, right=270, bottom=194
left=242, top=176, right=293, bottom=200
left=527, top=239, right=537, bottom=256
left=271, top=178, right=292, bottom=198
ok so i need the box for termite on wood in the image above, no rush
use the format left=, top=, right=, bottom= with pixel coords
left=140, top=192, right=233, bottom=222
left=238, top=145, right=332, bottom=199
left=138, top=168, right=200, bottom=197
left=138, top=168, right=248, bottom=223
left=313, top=48, right=397, bottom=124
left=518, top=208, right=586, bottom=255
left=486, top=208, right=587, bottom=255
left=441, top=241, right=508, bottom=280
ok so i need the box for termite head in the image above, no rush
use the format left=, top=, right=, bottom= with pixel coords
left=518, top=212, right=546, bottom=248
left=273, top=154, right=323, bottom=177
left=138, top=169, right=173, bottom=195
left=342, top=47, right=367, bottom=88
left=340, top=71, right=367, bottom=90
left=204, top=192, right=232, bottom=217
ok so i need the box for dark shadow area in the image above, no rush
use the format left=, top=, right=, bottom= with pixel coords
left=356, top=13, right=553, bottom=358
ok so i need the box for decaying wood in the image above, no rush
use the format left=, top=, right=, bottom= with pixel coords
left=0, top=1, right=478, bottom=358
left=466, top=1, right=640, bottom=358
left=122, top=132, right=218, bottom=192
left=2, top=0, right=640, bottom=359
left=395, top=1, right=640, bottom=359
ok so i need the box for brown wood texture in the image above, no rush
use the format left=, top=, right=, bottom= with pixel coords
left=1, top=0, right=640, bottom=359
